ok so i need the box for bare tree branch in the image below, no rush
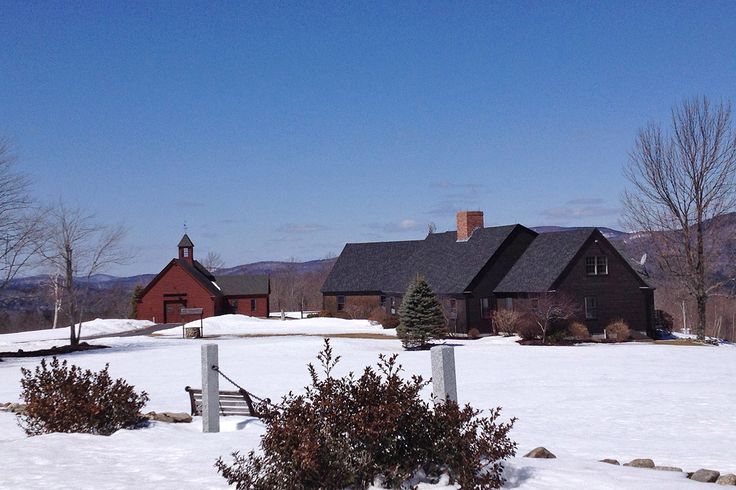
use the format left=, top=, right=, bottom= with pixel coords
left=42, top=201, right=133, bottom=345
left=0, top=140, right=47, bottom=288
left=623, top=96, right=736, bottom=340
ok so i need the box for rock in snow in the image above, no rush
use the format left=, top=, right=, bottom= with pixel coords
left=524, top=447, right=556, bottom=459
left=716, top=473, right=736, bottom=485
left=145, top=412, right=192, bottom=423
left=624, top=458, right=655, bottom=468
left=654, top=466, right=683, bottom=472
left=600, top=459, right=620, bottom=465
left=690, top=469, right=721, bottom=483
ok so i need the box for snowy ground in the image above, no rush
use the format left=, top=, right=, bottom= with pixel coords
left=268, top=310, right=319, bottom=319
left=1, top=317, right=734, bottom=489
left=156, top=314, right=396, bottom=338
left=0, top=318, right=155, bottom=352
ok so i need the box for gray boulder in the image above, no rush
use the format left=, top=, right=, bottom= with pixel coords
left=623, top=459, right=655, bottom=469
left=716, top=474, right=736, bottom=485
left=524, top=447, right=556, bottom=459
left=600, top=459, right=620, bottom=465
left=690, top=469, right=721, bottom=483
left=165, top=412, right=193, bottom=423
left=654, top=466, right=683, bottom=472
left=145, top=411, right=192, bottom=423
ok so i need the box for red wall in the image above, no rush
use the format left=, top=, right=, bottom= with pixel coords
left=225, top=295, right=269, bottom=317
left=137, top=262, right=216, bottom=323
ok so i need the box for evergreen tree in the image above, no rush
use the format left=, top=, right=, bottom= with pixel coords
left=129, top=285, right=143, bottom=319
left=397, top=277, right=447, bottom=349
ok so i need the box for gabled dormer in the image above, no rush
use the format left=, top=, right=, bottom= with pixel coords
left=178, top=234, right=194, bottom=264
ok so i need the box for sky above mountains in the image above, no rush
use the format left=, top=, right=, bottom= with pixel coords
left=1, top=2, right=735, bottom=274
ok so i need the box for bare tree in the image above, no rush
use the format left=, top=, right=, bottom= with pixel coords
left=492, top=308, right=520, bottom=336
left=201, top=251, right=225, bottom=272
left=0, top=140, right=46, bottom=288
left=526, top=293, right=578, bottom=344
left=43, top=202, right=132, bottom=345
left=623, top=96, right=736, bottom=340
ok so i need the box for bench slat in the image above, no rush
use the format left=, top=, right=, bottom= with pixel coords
left=185, top=386, right=260, bottom=418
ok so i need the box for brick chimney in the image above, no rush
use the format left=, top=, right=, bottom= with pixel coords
left=456, top=211, right=484, bottom=241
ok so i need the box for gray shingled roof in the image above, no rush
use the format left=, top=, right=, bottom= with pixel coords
left=321, top=225, right=523, bottom=295
left=493, top=228, right=595, bottom=293
left=178, top=234, right=194, bottom=248
left=215, top=275, right=270, bottom=296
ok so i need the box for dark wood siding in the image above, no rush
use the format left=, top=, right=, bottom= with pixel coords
left=465, top=228, right=537, bottom=334
left=554, top=235, right=654, bottom=335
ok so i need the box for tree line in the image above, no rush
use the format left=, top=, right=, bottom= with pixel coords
left=0, top=139, right=131, bottom=345
left=2, top=95, right=735, bottom=345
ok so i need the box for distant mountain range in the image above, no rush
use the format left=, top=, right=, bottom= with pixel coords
left=7, top=258, right=338, bottom=292
left=7, top=213, right=736, bottom=307
left=532, top=226, right=629, bottom=241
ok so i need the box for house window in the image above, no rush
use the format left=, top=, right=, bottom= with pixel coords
left=183, top=248, right=189, bottom=258
left=586, top=256, right=608, bottom=276
left=379, top=295, right=386, bottom=309
left=585, top=296, right=598, bottom=320
left=480, top=297, right=491, bottom=318
left=229, top=299, right=238, bottom=309
left=251, top=299, right=257, bottom=311
left=337, top=295, right=346, bottom=311
left=390, top=297, right=396, bottom=315
left=449, top=299, right=457, bottom=314
left=504, top=297, right=514, bottom=310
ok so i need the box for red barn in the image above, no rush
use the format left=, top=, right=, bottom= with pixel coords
left=136, top=234, right=270, bottom=323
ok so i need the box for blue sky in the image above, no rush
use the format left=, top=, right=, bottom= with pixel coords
left=1, top=1, right=735, bottom=275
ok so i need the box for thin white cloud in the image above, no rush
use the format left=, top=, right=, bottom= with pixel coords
left=364, top=219, right=423, bottom=234
left=276, top=223, right=327, bottom=234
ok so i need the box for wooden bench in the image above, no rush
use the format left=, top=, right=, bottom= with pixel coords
left=184, top=386, right=260, bottom=418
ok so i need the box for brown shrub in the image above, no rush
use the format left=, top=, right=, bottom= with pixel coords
left=318, top=310, right=334, bottom=318
left=606, top=320, right=631, bottom=342
left=467, top=328, right=481, bottom=339
left=343, top=297, right=377, bottom=319
left=368, top=308, right=400, bottom=329
left=215, top=339, right=517, bottom=489
left=515, top=314, right=539, bottom=341
left=18, top=357, right=148, bottom=436
left=492, top=309, right=520, bottom=336
left=568, top=322, right=591, bottom=341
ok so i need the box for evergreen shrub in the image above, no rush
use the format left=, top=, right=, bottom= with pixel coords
left=396, top=277, right=447, bottom=349
left=18, top=357, right=148, bottom=436
left=215, top=339, right=517, bottom=489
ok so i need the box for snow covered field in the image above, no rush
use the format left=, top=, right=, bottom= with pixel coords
left=0, top=317, right=734, bottom=489
left=157, top=314, right=396, bottom=338
left=0, top=318, right=155, bottom=352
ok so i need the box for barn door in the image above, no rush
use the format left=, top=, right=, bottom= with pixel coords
left=164, top=300, right=186, bottom=323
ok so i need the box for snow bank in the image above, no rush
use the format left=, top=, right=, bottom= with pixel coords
left=155, top=314, right=396, bottom=337
left=0, top=319, right=155, bottom=351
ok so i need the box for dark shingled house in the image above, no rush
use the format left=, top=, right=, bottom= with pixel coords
left=136, top=234, right=270, bottom=323
left=322, top=211, right=655, bottom=337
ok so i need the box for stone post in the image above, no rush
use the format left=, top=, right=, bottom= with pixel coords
left=201, top=344, right=220, bottom=433
left=431, top=345, right=457, bottom=403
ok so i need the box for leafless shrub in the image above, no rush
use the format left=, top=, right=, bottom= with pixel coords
left=568, top=322, right=591, bottom=341
left=492, top=309, right=520, bottom=336
left=606, top=320, right=631, bottom=342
